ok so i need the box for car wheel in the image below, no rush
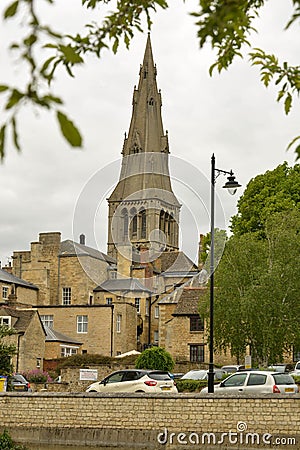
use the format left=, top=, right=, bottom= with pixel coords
left=135, top=390, right=145, bottom=393
left=88, top=390, right=97, bottom=392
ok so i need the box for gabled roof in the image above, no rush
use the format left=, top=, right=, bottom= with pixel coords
left=172, top=288, right=206, bottom=316
left=0, top=306, right=44, bottom=334
left=0, top=268, right=38, bottom=290
left=60, top=240, right=116, bottom=264
left=44, top=325, right=82, bottom=344
left=159, top=251, right=198, bottom=275
left=94, top=278, right=152, bottom=294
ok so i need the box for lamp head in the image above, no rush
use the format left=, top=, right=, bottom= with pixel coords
left=223, top=172, right=241, bottom=195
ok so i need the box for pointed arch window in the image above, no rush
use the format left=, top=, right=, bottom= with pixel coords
left=140, top=208, right=147, bottom=239
left=148, top=97, right=154, bottom=106
left=130, top=208, right=138, bottom=239
left=121, top=208, right=128, bottom=238
left=159, top=210, right=165, bottom=232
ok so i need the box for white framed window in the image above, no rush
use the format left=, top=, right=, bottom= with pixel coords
left=106, top=297, right=113, bottom=305
left=154, top=306, right=159, bottom=318
left=40, top=315, right=54, bottom=328
left=77, top=315, right=88, bottom=333
left=116, top=314, right=122, bottom=333
left=0, top=316, right=11, bottom=327
left=154, top=330, right=159, bottom=343
left=36, top=358, right=41, bottom=368
left=62, top=287, right=71, bottom=305
left=60, top=345, right=79, bottom=357
left=2, top=286, right=9, bottom=300
left=135, top=298, right=141, bottom=314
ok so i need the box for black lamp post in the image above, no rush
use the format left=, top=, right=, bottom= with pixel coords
left=207, top=154, right=241, bottom=394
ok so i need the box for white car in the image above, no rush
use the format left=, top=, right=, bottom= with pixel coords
left=290, top=361, right=300, bottom=377
left=86, top=369, right=178, bottom=394
left=181, top=369, right=227, bottom=381
left=201, top=370, right=298, bottom=395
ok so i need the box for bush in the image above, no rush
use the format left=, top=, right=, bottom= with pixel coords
left=0, top=429, right=29, bottom=450
left=21, top=369, right=52, bottom=383
left=57, top=354, right=113, bottom=368
left=135, top=347, right=175, bottom=371
left=175, top=379, right=208, bottom=392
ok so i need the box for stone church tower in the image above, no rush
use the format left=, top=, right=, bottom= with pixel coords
left=107, top=35, right=181, bottom=262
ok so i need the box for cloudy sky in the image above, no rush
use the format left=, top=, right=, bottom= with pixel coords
left=0, top=0, right=299, bottom=267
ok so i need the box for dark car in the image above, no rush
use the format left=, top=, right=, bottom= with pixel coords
left=9, top=374, right=31, bottom=392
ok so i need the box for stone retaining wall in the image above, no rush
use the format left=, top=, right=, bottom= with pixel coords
left=1, top=392, right=299, bottom=449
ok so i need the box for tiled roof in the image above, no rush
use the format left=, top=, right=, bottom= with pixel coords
left=60, top=240, right=116, bottom=264
left=159, top=251, right=198, bottom=274
left=44, top=325, right=82, bottom=344
left=94, top=278, right=152, bottom=293
left=0, top=268, right=38, bottom=290
left=0, top=306, right=42, bottom=333
left=172, top=288, right=207, bottom=315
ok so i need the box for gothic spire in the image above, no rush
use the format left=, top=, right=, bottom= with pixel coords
left=122, top=34, right=168, bottom=156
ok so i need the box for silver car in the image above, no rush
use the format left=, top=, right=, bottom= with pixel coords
left=201, top=370, right=298, bottom=394
left=86, top=369, right=178, bottom=394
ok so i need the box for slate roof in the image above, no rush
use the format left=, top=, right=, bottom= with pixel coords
left=94, top=278, right=152, bottom=293
left=0, top=306, right=44, bottom=334
left=159, top=251, right=198, bottom=275
left=60, top=240, right=116, bottom=264
left=0, top=268, right=38, bottom=290
left=44, top=325, right=82, bottom=344
left=172, top=288, right=206, bottom=316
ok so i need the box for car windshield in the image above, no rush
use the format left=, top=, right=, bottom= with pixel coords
left=272, top=374, right=295, bottom=385
left=148, top=372, right=171, bottom=381
left=182, top=371, right=207, bottom=380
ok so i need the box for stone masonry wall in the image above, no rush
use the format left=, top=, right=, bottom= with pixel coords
left=0, top=393, right=299, bottom=449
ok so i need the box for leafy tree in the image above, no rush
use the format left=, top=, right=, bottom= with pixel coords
left=231, top=162, right=300, bottom=237
left=0, top=325, right=17, bottom=375
left=135, top=346, right=175, bottom=371
left=0, top=429, right=28, bottom=450
left=1, top=1, right=300, bottom=158
left=200, top=210, right=300, bottom=366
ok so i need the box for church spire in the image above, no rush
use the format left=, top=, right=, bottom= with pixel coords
left=122, top=34, right=168, bottom=156
left=107, top=35, right=180, bottom=259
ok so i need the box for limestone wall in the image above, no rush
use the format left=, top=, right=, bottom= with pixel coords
left=0, top=393, right=299, bottom=449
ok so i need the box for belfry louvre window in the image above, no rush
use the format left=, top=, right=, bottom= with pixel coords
left=62, top=287, right=71, bottom=305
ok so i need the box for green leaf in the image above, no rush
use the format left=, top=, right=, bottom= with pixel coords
left=284, top=93, right=292, bottom=115
left=0, top=125, right=6, bottom=161
left=56, top=111, right=82, bottom=148
left=4, top=1, right=19, bottom=19
left=112, top=38, right=119, bottom=54
left=11, top=116, right=20, bottom=152
left=59, top=45, right=83, bottom=64
left=5, top=89, right=24, bottom=109
left=0, top=85, right=9, bottom=92
left=286, top=135, right=300, bottom=152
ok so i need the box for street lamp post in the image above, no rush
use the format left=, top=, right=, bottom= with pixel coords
left=207, top=154, right=241, bottom=394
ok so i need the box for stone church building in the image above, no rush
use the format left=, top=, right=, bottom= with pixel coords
left=1, top=35, right=212, bottom=371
